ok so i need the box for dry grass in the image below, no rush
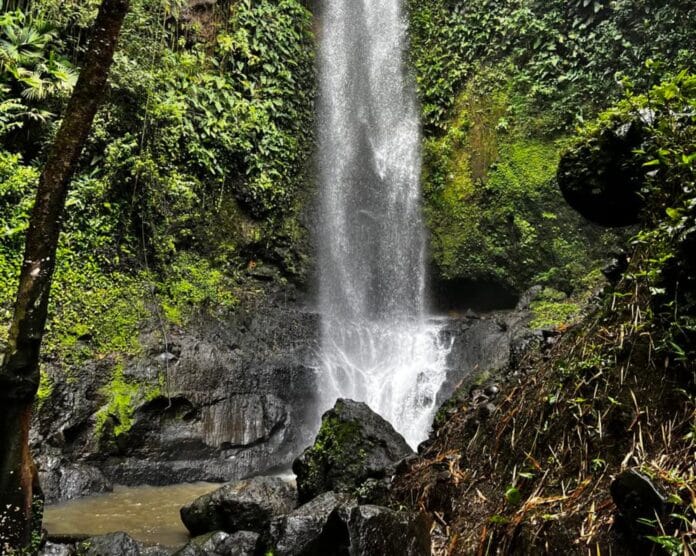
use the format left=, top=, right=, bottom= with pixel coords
left=391, top=248, right=696, bottom=555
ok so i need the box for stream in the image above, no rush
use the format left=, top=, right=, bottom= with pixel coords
left=43, top=483, right=220, bottom=547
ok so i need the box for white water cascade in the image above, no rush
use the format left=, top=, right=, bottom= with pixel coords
left=316, top=0, right=451, bottom=448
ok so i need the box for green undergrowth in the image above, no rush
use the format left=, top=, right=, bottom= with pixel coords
left=0, top=0, right=315, bottom=377
left=305, top=415, right=365, bottom=475
left=0, top=0, right=318, bottom=417
left=529, top=288, right=580, bottom=330
left=0, top=148, right=240, bottom=419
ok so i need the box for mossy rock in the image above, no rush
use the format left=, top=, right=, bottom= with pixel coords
left=292, top=399, right=413, bottom=504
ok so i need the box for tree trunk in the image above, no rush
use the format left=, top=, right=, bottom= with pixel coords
left=0, top=0, right=129, bottom=550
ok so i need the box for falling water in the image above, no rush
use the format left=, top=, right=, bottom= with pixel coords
left=316, top=0, right=451, bottom=448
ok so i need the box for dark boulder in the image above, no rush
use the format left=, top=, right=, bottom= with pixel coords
left=611, top=469, right=666, bottom=529
left=265, top=493, right=429, bottom=556
left=341, top=505, right=430, bottom=556
left=46, top=462, right=113, bottom=503
left=173, top=530, right=259, bottom=556
left=76, top=532, right=140, bottom=556
left=180, top=476, right=297, bottom=536
left=267, top=491, right=353, bottom=555
left=222, top=531, right=261, bottom=556
left=557, top=118, right=647, bottom=227
left=292, top=399, right=413, bottom=503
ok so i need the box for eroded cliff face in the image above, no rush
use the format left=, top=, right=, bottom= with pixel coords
left=32, top=284, right=320, bottom=503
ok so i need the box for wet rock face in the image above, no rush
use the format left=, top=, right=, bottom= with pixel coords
left=39, top=460, right=112, bottom=503
left=173, top=530, right=260, bottom=556
left=435, top=309, right=532, bottom=409
left=267, top=491, right=351, bottom=556
left=180, top=476, right=297, bottom=537
left=33, top=287, right=321, bottom=502
left=342, top=504, right=430, bottom=556
left=557, top=118, right=647, bottom=227
left=293, top=399, right=414, bottom=504
left=265, top=493, right=429, bottom=556
left=77, top=532, right=141, bottom=556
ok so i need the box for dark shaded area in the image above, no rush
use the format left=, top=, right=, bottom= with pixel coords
left=430, top=277, right=520, bottom=313
left=299, top=510, right=351, bottom=556
left=610, top=469, right=668, bottom=552
left=557, top=119, right=647, bottom=227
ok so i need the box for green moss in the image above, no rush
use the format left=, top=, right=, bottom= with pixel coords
left=95, top=364, right=139, bottom=437
left=423, top=67, right=615, bottom=295
left=95, top=363, right=163, bottom=437
left=529, top=288, right=580, bottom=330
left=45, top=253, right=148, bottom=364
left=36, top=368, right=53, bottom=407
left=307, top=415, right=363, bottom=468
left=301, top=414, right=365, bottom=495
left=159, top=253, right=238, bottom=326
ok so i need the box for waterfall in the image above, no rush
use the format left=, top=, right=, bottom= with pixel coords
left=316, top=0, right=451, bottom=448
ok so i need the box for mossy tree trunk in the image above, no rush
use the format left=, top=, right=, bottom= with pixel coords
left=0, top=0, right=129, bottom=549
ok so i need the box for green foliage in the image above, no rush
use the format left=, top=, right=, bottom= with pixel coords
left=0, top=149, right=36, bottom=239
left=0, top=0, right=315, bottom=411
left=0, top=7, right=75, bottom=134
left=644, top=535, right=683, bottom=556
left=504, top=485, right=522, bottom=506
left=407, top=0, right=696, bottom=132
left=408, top=1, right=694, bottom=297
left=72, top=0, right=316, bottom=272
left=566, top=70, right=696, bottom=366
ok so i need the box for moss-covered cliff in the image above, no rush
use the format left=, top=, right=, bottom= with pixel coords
left=408, top=0, right=696, bottom=302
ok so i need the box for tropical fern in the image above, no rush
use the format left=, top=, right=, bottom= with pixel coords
left=0, top=8, right=74, bottom=128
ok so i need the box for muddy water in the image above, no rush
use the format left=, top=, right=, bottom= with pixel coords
left=43, top=483, right=220, bottom=547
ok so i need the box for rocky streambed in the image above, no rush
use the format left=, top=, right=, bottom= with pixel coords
left=36, top=284, right=540, bottom=553
left=41, top=399, right=432, bottom=555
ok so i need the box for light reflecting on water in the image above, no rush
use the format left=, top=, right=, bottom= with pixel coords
left=43, top=483, right=220, bottom=547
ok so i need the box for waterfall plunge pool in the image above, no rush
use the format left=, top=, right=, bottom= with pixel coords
left=43, top=482, right=220, bottom=547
